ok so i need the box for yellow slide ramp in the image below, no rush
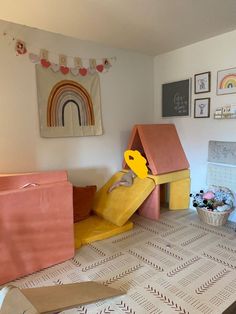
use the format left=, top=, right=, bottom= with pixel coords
left=93, top=171, right=156, bottom=227
left=74, top=216, right=133, bottom=248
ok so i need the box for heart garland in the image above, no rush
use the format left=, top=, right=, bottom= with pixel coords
left=50, top=63, right=60, bottom=72
left=79, top=68, right=88, bottom=76
left=70, top=67, right=79, bottom=76
left=28, top=54, right=111, bottom=76
left=96, top=64, right=104, bottom=72
left=60, top=66, right=70, bottom=75
left=28, top=53, right=40, bottom=63
left=41, top=59, right=51, bottom=68
left=29, top=54, right=112, bottom=73
left=10, top=34, right=115, bottom=75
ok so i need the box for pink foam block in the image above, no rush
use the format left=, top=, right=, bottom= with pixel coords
left=0, top=170, right=68, bottom=192
left=0, top=171, right=74, bottom=285
left=138, top=185, right=160, bottom=220
left=123, top=124, right=189, bottom=175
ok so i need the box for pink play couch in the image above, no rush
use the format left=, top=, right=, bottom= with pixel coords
left=0, top=170, right=74, bottom=285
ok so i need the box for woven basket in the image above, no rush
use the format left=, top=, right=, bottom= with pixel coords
left=197, top=207, right=233, bottom=226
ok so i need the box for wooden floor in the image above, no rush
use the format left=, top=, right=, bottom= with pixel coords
left=12, top=209, right=236, bottom=314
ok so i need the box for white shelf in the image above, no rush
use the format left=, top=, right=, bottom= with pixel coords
left=214, top=113, right=236, bottom=119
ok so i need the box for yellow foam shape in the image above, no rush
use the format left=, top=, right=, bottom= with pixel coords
left=74, top=237, right=82, bottom=249
left=93, top=171, right=156, bottom=226
left=169, top=178, right=190, bottom=210
left=120, top=169, right=190, bottom=185
left=147, top=169, right=190, bottom=185
left=74, top=215, right=133, bottom=247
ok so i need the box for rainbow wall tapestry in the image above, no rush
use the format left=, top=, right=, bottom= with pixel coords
left=36, top=65, right=103, bottom=137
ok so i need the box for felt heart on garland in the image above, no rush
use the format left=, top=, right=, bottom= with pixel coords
left=41, top=59, right=51, bottom=68
left=79, top=68, right=88, bottom=76
left=70, top=67, right=79, bottom=76
left=96, top=64, right=104, bottom=72
left=50, top=63, right=60, bottom=72
left=89, top=67, right=96, bottom=75
left=104, top=58, right=111, bottom=69
left=29, top=53, right=40, bottom=63
left=60, top=66, right=70, bottom=75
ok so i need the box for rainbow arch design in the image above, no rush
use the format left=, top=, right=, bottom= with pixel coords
left=219, top=74, right=236, bottom=89
left=47, top=80, right=95, bottom=127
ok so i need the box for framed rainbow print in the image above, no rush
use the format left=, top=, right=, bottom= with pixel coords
left=217, top=67, right=236, bottom=95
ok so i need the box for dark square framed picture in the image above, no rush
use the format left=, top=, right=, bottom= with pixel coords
left=162, top=79, right=191, bottom=117
left=194, top=71, right=211, bottom=94
left=194, top=98, right=210, bottom=118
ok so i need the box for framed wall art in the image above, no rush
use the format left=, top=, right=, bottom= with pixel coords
left=217, top=67, right=236, bottom=95
left=194, top=98, right=210, bottom=118
left=162, top=79, right=191, bottom=117
left=194, top=71, right=211, bottom=94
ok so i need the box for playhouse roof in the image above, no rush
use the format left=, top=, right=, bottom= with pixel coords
left=123, top=124, right=189, bottom=175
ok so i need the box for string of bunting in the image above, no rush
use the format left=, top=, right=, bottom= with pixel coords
left=4, top=32, right=116, bottom=76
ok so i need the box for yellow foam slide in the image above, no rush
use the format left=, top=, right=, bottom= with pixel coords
left=93, top=171, right=156, bottom=226
left=74, top=215, right=133, bottom=248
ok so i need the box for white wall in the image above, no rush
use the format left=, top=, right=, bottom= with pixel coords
left=154, top=30, right=236, bottom=221
left=0, top=20, right=154, bottom=187
left=2, top=19, right=236, bottom=219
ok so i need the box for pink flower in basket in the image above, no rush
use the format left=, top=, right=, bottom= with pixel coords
left=203, top=191, right=214, bottom=200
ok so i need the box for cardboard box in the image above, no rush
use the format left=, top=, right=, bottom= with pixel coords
left=0, top=282, right=124, bottom=314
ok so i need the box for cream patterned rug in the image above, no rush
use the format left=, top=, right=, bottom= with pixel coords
left=11, top=209, right=236, bottom=314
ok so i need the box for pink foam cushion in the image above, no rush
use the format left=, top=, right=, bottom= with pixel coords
left=0, top=170, right=68, bottom=192
left=124, top=124, right=189, bottom=175
left=73, top=185, right=97, bottom=222
left=0, top=180, right=74, bottom=285
left=139, top=185, right=161, bottom=220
